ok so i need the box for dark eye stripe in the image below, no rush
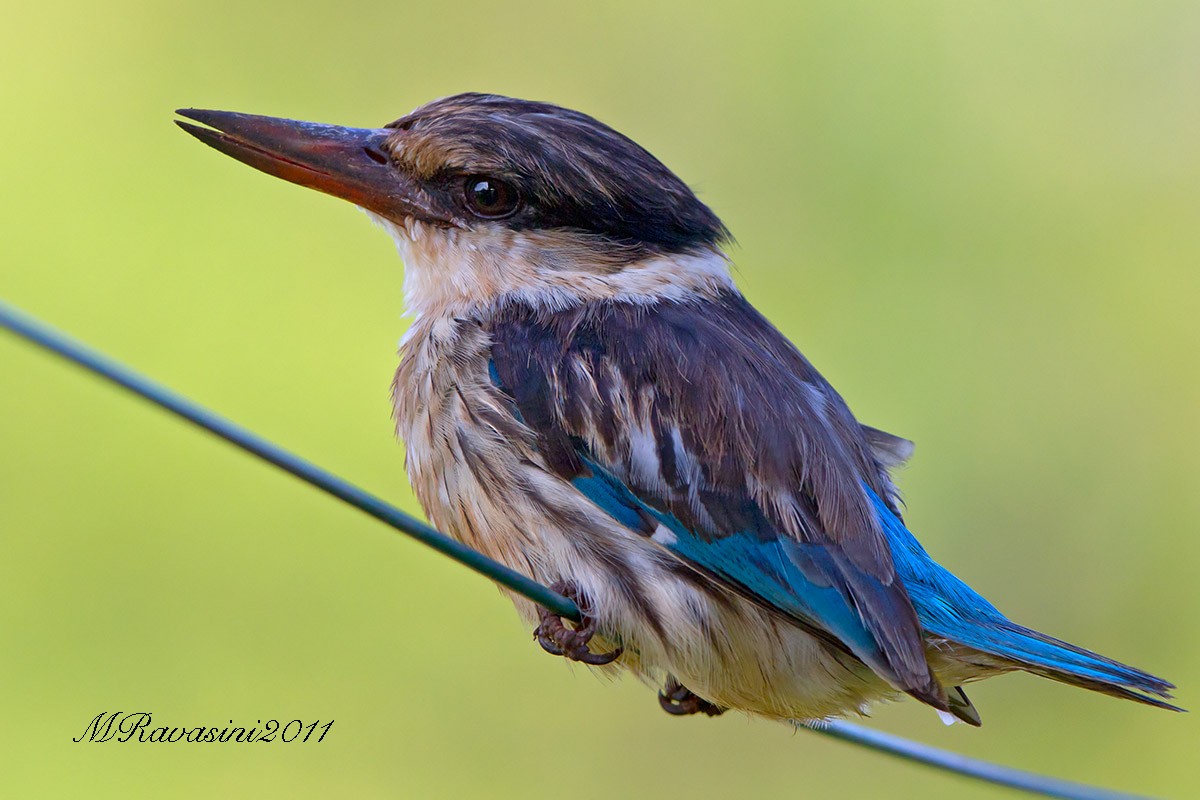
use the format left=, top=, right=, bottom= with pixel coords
left=401, top=95, right=730, bottom=251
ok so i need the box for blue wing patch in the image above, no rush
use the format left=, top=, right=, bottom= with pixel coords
left=574, top=452, right=892, bottom=676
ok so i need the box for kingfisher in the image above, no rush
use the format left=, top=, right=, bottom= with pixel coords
left=176, top=94, right=1177, bottom=725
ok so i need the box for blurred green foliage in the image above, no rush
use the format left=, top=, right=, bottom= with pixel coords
left=1, top=2, right=1196, bottom=798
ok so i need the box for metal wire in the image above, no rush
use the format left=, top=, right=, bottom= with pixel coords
left=0, top=298, right=1157, bottom=800
left=0, top=301, right=578, bottom=620
left=800, top=721, right=1150, bottom=800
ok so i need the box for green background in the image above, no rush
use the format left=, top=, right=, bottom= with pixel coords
left=2, top=2, right=1196, bottom=797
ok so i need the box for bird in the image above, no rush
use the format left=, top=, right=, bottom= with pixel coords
left=176, top=93, right=1178, bottom=726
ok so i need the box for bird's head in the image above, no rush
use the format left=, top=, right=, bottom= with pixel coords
left=177, top=93, right=733, bottom=317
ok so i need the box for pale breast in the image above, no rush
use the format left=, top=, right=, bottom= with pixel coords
left=392, top=316, right=542, bottom=572
left=388, top=314, right=901, bottom=721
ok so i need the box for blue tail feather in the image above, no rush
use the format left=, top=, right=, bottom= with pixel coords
left=865, top=487, right=1180, bottom=711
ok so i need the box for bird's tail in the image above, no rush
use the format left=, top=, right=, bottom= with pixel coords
left=867, top=486, right=1181, bottom=713
left=943, top=619, right=1181, bottom=711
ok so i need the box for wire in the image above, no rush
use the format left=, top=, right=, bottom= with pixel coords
left=0, top=298, right=1157, bottom=800
left=0, top=301, right=578, bottom=620
left=799, top=721, right=1150, bottom=800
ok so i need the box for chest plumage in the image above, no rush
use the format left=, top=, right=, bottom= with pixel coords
left=390, top=297, right=948, bottom=720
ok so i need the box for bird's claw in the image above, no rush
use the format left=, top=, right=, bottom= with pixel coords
left=658, top=677, right=725, bottom=717
left=534, top=581, right=623, bottom=665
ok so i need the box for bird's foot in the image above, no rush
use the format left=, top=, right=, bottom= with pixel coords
left=658, top=677, right=725, bottom=717
left=534, top=580, right=623, bottom=665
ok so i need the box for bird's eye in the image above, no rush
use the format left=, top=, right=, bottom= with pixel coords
left=464, top=176, right=521, bottom=219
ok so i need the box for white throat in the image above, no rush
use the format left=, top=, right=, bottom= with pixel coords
left=364, top=211, right=736, bottom=321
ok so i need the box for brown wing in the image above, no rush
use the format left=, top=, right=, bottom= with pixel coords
left=488, top=290, right=945, bottom=706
